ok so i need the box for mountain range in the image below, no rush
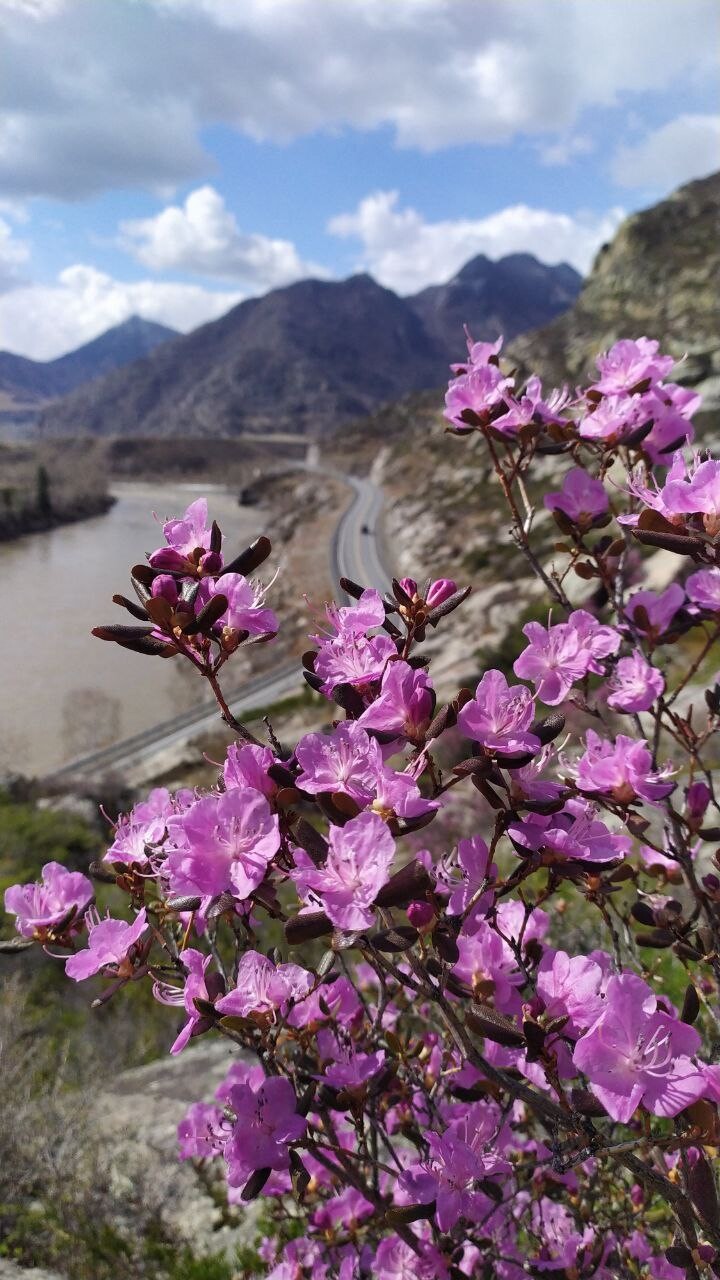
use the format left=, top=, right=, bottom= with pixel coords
left=0, top=316, right=178, bottom=406
left=33, top=253, right=581, bottom=439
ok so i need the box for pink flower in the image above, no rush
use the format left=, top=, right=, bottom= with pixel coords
left=154, top=946, right=216, bottom=1054
left=105, top=787, right=176, bottom=868
left=223, top=743, right=278, bottom=798
left=529, top=1197, right=594, bottom=1271
left=5, top=861, right=93, bottom=940
left=453, top=919, right=523, bottom=1013
left=572, top=973, right=705, bottom=1123
left=544, top=468, right=608, bottom=529
left=442, top=835, right=495, bottom=922
left=444, top=363, right=512, bottom=431
left=287, top=975, right=362, bottom=1030
left=215, top=950, right=312, bottom=1019
left=426, top=578, right=457, bottom=608
left=686, top=567, right=720, bottom=612
left=177, top=1101, right=226, bottom=1160
left=493, top=376, right=570, bottom=436
left=578, top=394, right=641, bottom=442
left=373, top=1234, right=448, bottom=1280
left=358, top=661, right=434, bottom=743
left=295, top=721, right=382, bottom=802
left=317, top=1030, right=386, bottom=1091
left=223, top=1075, right=306, bottom=1188
left=292, top=811, right=395, bottom=931
left=508, top=798, right=631, bottom=865
left=166, top=789, right=279, bottom=900
left=536, top=950, right=605, bottom=1037
left=400, top=1103, right=509, bottom=1231
left=626, top=584, right=685, bottom=637
left=65, top=907, right=148, bottom=981
left=592, top=338, right=674, bottom=395
left=661, top=457, right=720, bottom=536
left=606, top=652, right=665, bottom=713
left=458, top=669, right=540, bottom=756
left=514, top=611, right=619, bottom=705
left=573, top=731, right=674, bottom=804
left=148, top=498, right=221, bottom=574
left=195, top=572, right=277, bottom=636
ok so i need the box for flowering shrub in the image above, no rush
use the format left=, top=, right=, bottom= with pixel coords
left=5, top=336, right=720, bottom=1278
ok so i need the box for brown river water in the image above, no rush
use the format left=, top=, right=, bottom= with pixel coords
left=0, top=482, right=261, bottom=775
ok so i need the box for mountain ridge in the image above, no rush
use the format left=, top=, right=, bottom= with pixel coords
left=35, top=254, right=582, bottom=440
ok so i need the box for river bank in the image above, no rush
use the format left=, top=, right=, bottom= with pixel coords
left=0, top=440, right=114, bottom=543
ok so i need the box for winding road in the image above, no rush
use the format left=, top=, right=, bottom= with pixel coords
left=45, top=468, right=392, bottom=781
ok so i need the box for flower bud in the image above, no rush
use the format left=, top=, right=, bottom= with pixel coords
left=151, top=574, right=179, bottom=605
left=406, top=900, right=435, bottom=932
left=398, top=577, right=418, bottom=599
left=425, top=578, right=457, bottom=609
left=685, top=781, right=711, bottom=830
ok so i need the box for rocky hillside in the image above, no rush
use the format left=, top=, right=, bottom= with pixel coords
left=36, top=256, right=580, bottom=440
left=410, top=252, right=580, bottom=360
left=512, top=172, right=720, bottom=420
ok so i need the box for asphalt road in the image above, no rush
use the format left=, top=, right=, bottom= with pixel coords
left=45, top=467, right=391, bottom=781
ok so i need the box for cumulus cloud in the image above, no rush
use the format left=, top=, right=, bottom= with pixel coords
left=328, top=191, right=625, bottom=291
left=0, top=265, right=242, bottom=360
left=612, top=114, right=720, bottom=189
left=120, top=186, right=323, bottom=287
left=0, top=0, right=717, bottom=197
left=0, top=216, right=30, bottom=291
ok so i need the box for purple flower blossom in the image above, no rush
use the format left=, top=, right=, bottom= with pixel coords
left=529, top=1197, right=594, bottom=1271
left=105, top=787, right=176, bottom=868
left=606, top=652, right=665, bottom=713
left=492, top=376, right=570, bottom=436
left=508, top=799, right=631, bottom=866
left=592, top=338, right=674, bottom=395
left=661, top=457, right=720, bottom=536
left=358, top=661, right=434, bottom=743
left=148, top=498, right=221, bottom=574
left=215, top=950, right=312, bottom=1019
left=154, top=947, right=215, bottom=1054
left=373, top=1233, right=448, bottom=1279
left=536, top=950, right=605, bottom=1037
left=514, top=611, right=619, bottom=705
left=626, top=584, right=685, bottom=637
left=370, top=764, right=439, bottom=821
left=195, top=572, right=277, bottom=636
left=441, top=835, right=495, bottom=922
left=65, top=907, right=148, bottom=981
left=444, top=362, right=512, bottom=432
left=573, top=731, right=674, bottom=804
left=453, top=919, right=523, bottom=1013
left=223, top=743, right=278, bottom=798
left=317, top=1029, right=386, bottom=1091
left=544, top=468, right=609, bottom=529
left=177, top=1101, right=227, bottom=1160
left=458, top=669, right=540, bottom=756
left=166, top=788, right=279, bottom=900
left=287, top=975, right=362, bottom=1030
left=5, top=861, right=93, bottom=940
left=572, top=973, right=705, bottom=1122
left=223, top=1075, right=306, bottom=1189
left=292, top=812, right=395, bottom=931
left=400, top=1104, right=509, bottom=1231
left=686, top=567, right=720, bottom=612
left=578, top=394, right=641, bottom=442
left=425, top=578, right=457, bottom=608
left=295, top=721, right=382, bottom=802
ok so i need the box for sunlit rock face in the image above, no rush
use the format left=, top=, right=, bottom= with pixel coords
left=512, top=172, right=720, bottom=427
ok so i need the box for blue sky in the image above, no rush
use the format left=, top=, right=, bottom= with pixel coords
left=0, top=0, right=718, bottom=359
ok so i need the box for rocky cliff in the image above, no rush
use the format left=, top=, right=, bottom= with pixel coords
left=511, top=172, right=720, bottom=422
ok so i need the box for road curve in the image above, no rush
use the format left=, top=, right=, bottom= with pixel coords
left=44, top=468, right=392, bottom=782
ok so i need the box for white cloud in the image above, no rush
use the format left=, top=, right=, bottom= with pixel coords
left=120, top=186, right=323, bottom=287
left=538, top=135, right=594, bottom=167
left=0, top=0, right=717, bottom=197
left=0, top=216, right=30, bottom=291
left=0, top=265, right=242, bottom=360
left=328, top=191, right=625, bottom=291
left=612, top=114, right=720, bottom=189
